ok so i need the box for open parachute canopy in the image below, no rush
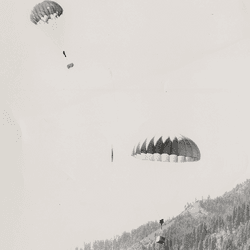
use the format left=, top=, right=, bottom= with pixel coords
left=132, top=133, right=200, bottom=163
left=30, top=1, right=63, bottom=25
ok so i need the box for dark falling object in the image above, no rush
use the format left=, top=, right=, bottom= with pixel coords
left=111, top=146, right=113, bottom=162
left=63, top=51, right=74, bottom=69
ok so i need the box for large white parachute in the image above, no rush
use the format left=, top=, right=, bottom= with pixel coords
left=132, top=133, right=200, bottom=163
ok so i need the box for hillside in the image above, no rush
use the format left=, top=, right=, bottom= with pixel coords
left=79, top=179, right=250, bottom=250
left=127, top=202, right=209, bottom=250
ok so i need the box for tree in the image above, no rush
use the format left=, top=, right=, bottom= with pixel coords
left=226, top=214, right=233, bottom=234
left=233, top=207, right=237, bottom=225
left=245, top=204, right=250, bottom=222
left=235, top=206, right=241, bottom=228
left=165, top=239, right=170, bottom=250
left=203, top=235, right=210, bottom=250
left=84, top=243, right=92, bottom=250
left=210, top=237, right=216, bottom=250
left=198, top=240, right=203, bottom=250
left=201, top=223, right=207, bottom=242
left=182, top=234, right=189, bottom=250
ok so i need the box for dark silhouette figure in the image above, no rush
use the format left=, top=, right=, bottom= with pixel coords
left=111, top=146, right=113, bottom=162
left=159, top=219, right=164, bottom=229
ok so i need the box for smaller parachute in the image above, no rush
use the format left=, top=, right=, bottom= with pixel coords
left=30, top=1, right=63, bottom=25
left=30, top=1, right=74, bottom=69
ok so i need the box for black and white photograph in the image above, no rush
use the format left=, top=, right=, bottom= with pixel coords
left=1, top=1, right=250, bottom=249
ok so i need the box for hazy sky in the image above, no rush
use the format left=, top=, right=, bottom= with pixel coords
left=1, top=0, right=250, bottom=249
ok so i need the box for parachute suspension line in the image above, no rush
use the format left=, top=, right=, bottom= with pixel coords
left=62, top=50, right=74, bottom=69
left=154, top=201, right=161, bottom=219
left=109, top=67, right=115, bottom=163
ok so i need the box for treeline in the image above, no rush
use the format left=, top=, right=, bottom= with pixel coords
left=200, top=180, right=250, bottom=216
left=75, top=179, right=250, bottom=250
left=82, top=221, right=160, bottom=250
left=150, top=180, right=250, bottom=250
left=152, top=200, right=250, bottom=249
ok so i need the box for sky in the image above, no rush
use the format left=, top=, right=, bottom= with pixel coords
left=1, top=0, right=250, bottom=249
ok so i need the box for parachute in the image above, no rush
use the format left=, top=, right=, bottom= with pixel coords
left=131, top=133, right=200, bottom=163
left=30, top=1, right=74, bottom=69
left=30, top=1, right=63, bottom=25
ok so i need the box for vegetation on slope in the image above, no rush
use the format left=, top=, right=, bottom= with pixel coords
left=75, top=179, right=250, bottom=250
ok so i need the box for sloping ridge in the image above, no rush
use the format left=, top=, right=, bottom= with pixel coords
left=181, top=201, right=208, bottom=217
left=128, top=202, right=208, bottom=250
left=127, top=219, right=175, bottom=250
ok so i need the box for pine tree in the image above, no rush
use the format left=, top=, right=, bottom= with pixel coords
left=245, top=203, right=250, bottom=222
left=243, top=223, right=248, bottom=245
left=182, top=234, right=187, bottom=250
left=84, top=243, right=92, bottom=250
left=198, top=240, right=203, bottom=250
left=188, top=232, right=194, bottom=249
left=201, top=223, right=207, bottom=242
left=233, top=206, right=237, bottom=225
left=227, top=214, right=233, bottom=234
left=196, top=225, right=201, bottom=247
left=165, top=239, right=169, bottom=250
left=169, top=239, right=172, bottom=249
left=152, top=242, right=156, bottom=250
left=192, top=228, right=196, bottom=248
left=239, top=205, right=244, bottom=225
left=237, top=225, right=244, bottom=247
left=222, top=238, right=228, bottom=250
left=211, top=237, right=216, bottom=250
left=247, top=221, right=250, bottom=240
left=242, top=203, right=246, bottom=223
left=234, top=207, right=241, bottom=228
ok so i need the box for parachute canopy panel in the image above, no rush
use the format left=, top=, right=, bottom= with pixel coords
left=132, top=133, right=200, bottom=163
left=30, top=1, right=63, bottom=25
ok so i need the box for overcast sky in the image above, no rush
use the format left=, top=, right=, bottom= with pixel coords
left=1, top=0, right=250, bottom=249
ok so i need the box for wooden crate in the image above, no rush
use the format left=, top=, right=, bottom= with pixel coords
left=156, top=236, right=165, bottom=245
